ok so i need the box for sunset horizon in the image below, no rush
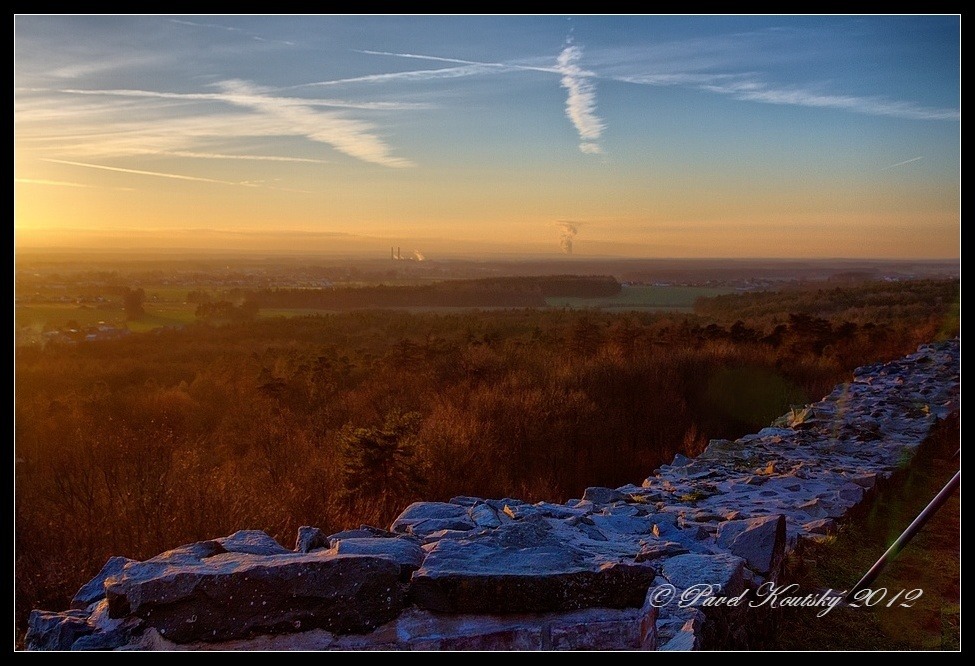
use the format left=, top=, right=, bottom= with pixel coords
left=15, top=15, right=960, bottom=260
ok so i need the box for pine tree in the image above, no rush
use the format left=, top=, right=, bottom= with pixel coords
left=341, top=410, right=425, bottom=508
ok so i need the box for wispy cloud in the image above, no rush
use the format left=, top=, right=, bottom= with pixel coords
left=356, top=41, right=958, bottom=126
left=18, top=26, right=957, bottom=188
left=582, top=28, right=960, bottom=122
left=54, top=87, right=430, bottom=111
left=556, top=43, right=604, bottom=154
left=167, top=18, right=295, bottom=47
left=236, top=179, right=315, bottom=194
left=214, top=80, right=414, bottom=167
left=154, top=150, right=329, bottom=164
left=44, top=54, right=168, bottom=80
left=168, top=19, right=243, bottom=33
left=24, top=82, right=416, bottom=168
left=699, top=81, right=959, bottom=121
left=614, top=72, right=747, bottom=87
left=880, top=156, right=924, bottom=170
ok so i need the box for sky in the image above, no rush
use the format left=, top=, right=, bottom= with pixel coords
left=14, top=15, right=960, bottom=258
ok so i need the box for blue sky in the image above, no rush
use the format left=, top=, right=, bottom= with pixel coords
left=14, top=15, right=960, bottom=257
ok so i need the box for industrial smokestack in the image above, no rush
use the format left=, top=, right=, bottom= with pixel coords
left=397, top=247, right=401, bottom=260
left=391, top=246, right=395, bottom=260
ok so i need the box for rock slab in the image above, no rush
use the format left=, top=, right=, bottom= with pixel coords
left=409, top=524, right=657, bottom=614
left=104, top=543, right=403, bottom=643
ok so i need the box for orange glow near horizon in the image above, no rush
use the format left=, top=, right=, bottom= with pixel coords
left=14, top=16, right=960, bottom=259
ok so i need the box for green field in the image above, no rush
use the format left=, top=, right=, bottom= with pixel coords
left=126, top=305, right=198, bottom=332
left=142, top=286, right=194, bottom=301
left=258, top=307, right=337, bottom=319
left=546, top=285, right=738, bottom=311
left=16, top=302, right=198, bottom=333
left=16, top=304, right=125, bottom=331
left=17, top=286, right=742, bottom=337
left=260, top=286, right=738, bottom=317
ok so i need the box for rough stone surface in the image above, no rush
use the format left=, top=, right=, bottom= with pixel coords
left=133, top=602, right=658, bottom=651
left=332, top=537, right=425, bottom=580
left=104, top=549, right=403, bottom=643
left=410, top=525, right=658, bottom=614
left=326, top=525, right=397, bottom=547
left=71, top=556, right=135, bottom=610
left=295, top=526, right=329, bottom=553
left=582, top=486, right=626, bottom=504
left=216, top=530, right=291, bottom=556
left=661, top=553, right=746, bottom=598
left=390, top=502, right=476, bottom=537
left=716, top=515, right=786, bottom=574
left=70, top=598, right=146, bottom=651
left=71, top=629, right=129, bottom=651
left=468, top=503, right=502, bottom=528
left=411, top=561, right=657, bottom=616
left=659, top=619, right=702, bottom=652
left=26, top=610, right=93, bottom=651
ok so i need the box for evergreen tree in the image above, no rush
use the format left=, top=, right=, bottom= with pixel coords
left=341, top=410, right=425, bottom=508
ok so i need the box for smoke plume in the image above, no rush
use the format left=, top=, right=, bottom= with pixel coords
left=555, top=221, right=579, bottom=255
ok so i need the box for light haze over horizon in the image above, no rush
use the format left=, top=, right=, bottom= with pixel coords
left=15, top=15, right=960, bottom=259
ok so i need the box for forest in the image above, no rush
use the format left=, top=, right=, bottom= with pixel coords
left=14, top=278, right=958, bottom=632
left=222, top=274, right=622, bottom=309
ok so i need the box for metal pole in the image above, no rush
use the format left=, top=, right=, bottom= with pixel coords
left=843, top=470, right=960, bottom=603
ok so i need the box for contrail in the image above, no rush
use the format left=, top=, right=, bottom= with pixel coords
left=41, top=158, right=241, bottom=185
left=16, top=177, right=90, bottom=188
left=156, top=151, right=329, bottom=164
left=880, top=156, right=924, bottom=171
left=57, top=86, right=429, bottom=110
left=287, top=65, right=494, bottom=89
left=168, top=19, right=243, bottom=33
left=355, top=49, right=557, bottom=74
left=356, top=49, right=495, bottom=67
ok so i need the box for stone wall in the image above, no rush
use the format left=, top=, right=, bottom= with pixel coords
left=26, top=340, right=960, bottom=651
